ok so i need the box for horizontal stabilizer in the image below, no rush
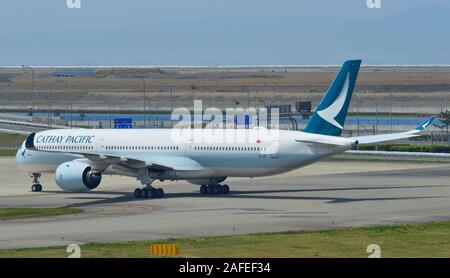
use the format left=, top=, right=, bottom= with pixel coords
left=352, top=117, right=435, bottom=144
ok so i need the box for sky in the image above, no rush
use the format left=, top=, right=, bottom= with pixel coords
left=1, top=0, right=450, bottom=66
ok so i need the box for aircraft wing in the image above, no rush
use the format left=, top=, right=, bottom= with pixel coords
left=351, top=117, right=435, bottom=145
left=295, top=137, right=356, bottom=146
left=142, top=156, right=204, bottom=171
left=75, top=153, right=204, bottom=171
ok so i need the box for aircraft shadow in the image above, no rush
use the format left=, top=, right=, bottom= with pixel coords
left=60, top=184, right=447, bottom=208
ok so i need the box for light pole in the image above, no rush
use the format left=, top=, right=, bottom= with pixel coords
left=155, top=87, right=159, bottom=127
left=209, top=90, right=212, bottom=109
left=256, top=97, right=266, bottom=127
left=375, top=98, right=378, bottom=135
left=39, top=94, right=51, bottom=128
left=49, top=87, right=53, bottom=127
left=68, top=95, right=80, bottom=128
left=160, top=84, right=173, bottom=127
left=212, top=85, right=220, bottom=110
left=255, top=97, right=266, bottom=107
left=256, top=88, right=261, bottom=107
left=170, top=85, right=173, bottom=112
left=109, top=92, right=112, bottom=128
left=268, top=85, right=277, bottom=105
left=352, top=94, right=360, bottom=136
left=389, top=88, right=392, bottom=132
left=22, top=65, right=35, bottom=117
left=49, top=80, right=69, bottom=126
left=139, top=78, right=146, bottom=128
left=241, top=86, right=250, bottom=108
left=159, top=84, right=173, bottom=111
left=357, top=97, right=360, bottom=136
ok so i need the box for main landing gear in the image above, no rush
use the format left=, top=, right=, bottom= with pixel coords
left=135, top=170, right=165, bottom=199
left=30, top=173, right=42, bottom=192
left=134, top=185, right=165, bottom=199
left=200, top=184, right=230, bottom=195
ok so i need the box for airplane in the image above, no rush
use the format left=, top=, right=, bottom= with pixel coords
left=15, top=60, right=435, bottom=198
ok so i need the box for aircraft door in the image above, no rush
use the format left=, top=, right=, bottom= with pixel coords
left=95, top=138, right=105, bottom=153
left=183, top=139, right=193, bottom=158
left=259, top=140, right=279, bottom=159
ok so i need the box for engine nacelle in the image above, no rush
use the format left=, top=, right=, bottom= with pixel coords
left=55, top=160, right=102, bottom=192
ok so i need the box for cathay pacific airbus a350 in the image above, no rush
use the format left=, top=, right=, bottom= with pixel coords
left=15, top=60, right=434, bottom=198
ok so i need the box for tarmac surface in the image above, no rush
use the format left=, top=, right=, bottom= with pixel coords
left=0, top=157, right=450, bottom=249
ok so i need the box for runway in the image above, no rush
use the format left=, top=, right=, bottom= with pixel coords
left=0, top=157, right=450, bottom=249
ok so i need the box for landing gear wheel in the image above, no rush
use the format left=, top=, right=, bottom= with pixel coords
left=134, top=188, right=142, bottom=198
left=202, top=184, right=230, bottom=195
left=200, top=185, right=208, bottom=195
left=156, top=188, right=164, bottom=198
left=150, top=188, right=157, bottom=198
left=31, top=184, right=42, bottom=192
left=221, top=184, right=230, bottom=195
left=134, top=186, right=165, bottom=199
left=213, top=185, right=222, bottom=195
left=30, top=173, right=42, bottom=193
left=141, top=188, right=149, bottom=198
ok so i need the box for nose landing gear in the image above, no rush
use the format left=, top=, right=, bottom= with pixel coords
left=30, top=173, right=42, bottom=192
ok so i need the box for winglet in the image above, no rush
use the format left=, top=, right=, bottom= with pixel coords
left=414, top=117, right=435, bottom=131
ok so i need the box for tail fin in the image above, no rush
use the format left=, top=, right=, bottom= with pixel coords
left=304, top=59, right=361, bottom=136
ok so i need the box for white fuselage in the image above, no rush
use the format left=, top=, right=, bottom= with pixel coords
left=16, top=128, right=354, bottom=180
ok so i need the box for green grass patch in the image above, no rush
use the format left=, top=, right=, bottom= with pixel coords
left=0, top=148, right=18, bottom=156
left=0, top=133, right=26, bottom=148
left=0, top=133, right=27, bottom=142
left=1, top=221, right=449, bottom=258
left=0, top=208, right=83, bottom=220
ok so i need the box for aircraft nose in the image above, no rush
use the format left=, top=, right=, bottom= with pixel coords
left=15, top=142, right=27, bottom=166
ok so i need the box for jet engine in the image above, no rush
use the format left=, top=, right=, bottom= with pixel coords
left=55, top=160, right=102, bottom=192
